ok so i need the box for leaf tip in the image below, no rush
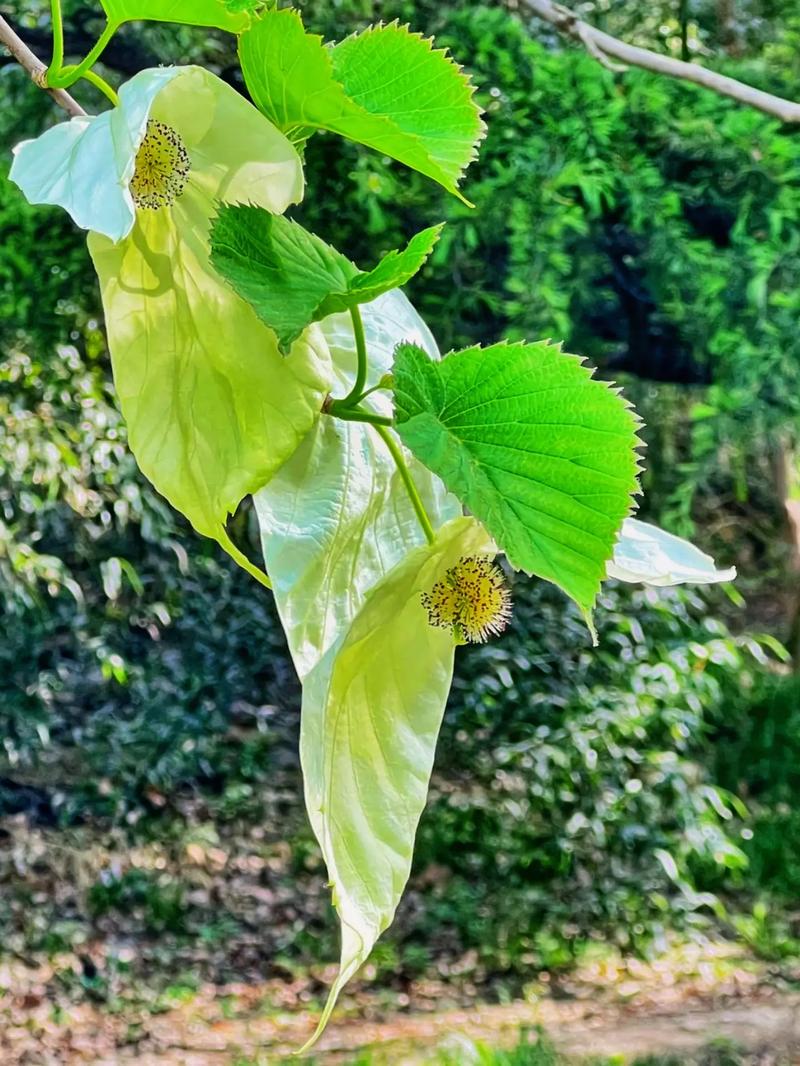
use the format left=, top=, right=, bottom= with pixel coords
left=582, top=607, right=599, bottom=647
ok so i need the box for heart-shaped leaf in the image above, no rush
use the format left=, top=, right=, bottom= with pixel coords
left=393, top=340, right=642, bottom=625
left=211, top=203, right=442, bottom=352
left=239, top=8, right=484, bottom=200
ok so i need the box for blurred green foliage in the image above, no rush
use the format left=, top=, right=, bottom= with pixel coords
left=1, top=0, right=800, bottom=992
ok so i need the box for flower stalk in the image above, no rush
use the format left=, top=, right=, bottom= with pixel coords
left=375, top=425, right=435, bottom=545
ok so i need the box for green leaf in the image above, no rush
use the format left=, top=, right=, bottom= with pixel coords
left=255, top=293, right=461, bottom=1048
left=301, top=514, right=490, bottom=1052
left=608, top=518, right=736, bottom=586
left=210, top=203, right=442, bottom=353
left=211, top=205, right=355, bottom=353
left=335, top=226, right=443, bottom=311
left=239, top=8, right=484, bottom=200
left=393, top=340, right=642, bottom=623
left=100, top=0, right=251, bottom=31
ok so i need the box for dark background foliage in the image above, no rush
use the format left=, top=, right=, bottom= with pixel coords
left=2, top=0, right=800, bottom=1001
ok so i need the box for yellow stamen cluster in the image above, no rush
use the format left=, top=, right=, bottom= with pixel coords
left=130, top=119, right=190, bottom=210
left=422, top=556, right=513, bottom=644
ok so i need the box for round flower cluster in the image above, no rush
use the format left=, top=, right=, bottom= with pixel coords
left=422, top=555, right=512, bottom=643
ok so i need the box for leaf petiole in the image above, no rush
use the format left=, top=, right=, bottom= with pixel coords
left=374, top=425, right=435, bottom=545
left=341, top=378, right=393, bottom=408
left=47, top=0, right=64, bottom=82
left=45, top=1, right=120, bottom=106
left=324, top=305, right=433, bottom=544
left=326, top=402, right=392, bottom=427
left=79, top=68, right=120, bottom=105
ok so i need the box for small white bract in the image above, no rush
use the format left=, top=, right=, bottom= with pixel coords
left=608, top=517, right=737, bottom=586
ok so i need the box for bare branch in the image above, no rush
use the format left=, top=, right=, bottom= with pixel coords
left=0, top=14, right=86, bottom=118
left=519, top=0, right=800, bottom=124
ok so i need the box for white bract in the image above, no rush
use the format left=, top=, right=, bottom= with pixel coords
left=609, top=517, right=736, bottom=586
left=256, top=290, right=460, bottom=676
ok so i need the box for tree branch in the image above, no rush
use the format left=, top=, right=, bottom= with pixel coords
left=519, top=0, right=800, bottom=125
left=0, top=14, right=86, bottom=117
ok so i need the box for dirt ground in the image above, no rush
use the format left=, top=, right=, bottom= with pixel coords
left=132, top=992, right=800, bottom=1064
left=3, top=941, right=800, bottom=1064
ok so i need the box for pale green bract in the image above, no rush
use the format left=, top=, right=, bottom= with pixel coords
left=302, top=514, right=490, bottom=1053
left=255, top=292, right=463, bottom=1049
left=210, top=203, right=443, bottom=352
left=12, top=66, right=330, bottom=582
left=239, top=8, right=484, bottom=201
left=99, top=0, right=251, bottom=31
left=393, top=340, right=642, bottom=628
left=609, top=518, right=736, bottom=586
left=62, top=66, right=334, bottom=585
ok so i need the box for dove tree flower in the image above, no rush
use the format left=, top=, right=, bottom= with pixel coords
left=10, top=65, right=332, bottom=583
left=4, top=6, right=741, bottom=1051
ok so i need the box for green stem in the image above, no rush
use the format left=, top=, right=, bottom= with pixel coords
left=345, top=380, right=391, bottom=408
left=375, top=425, right=435, bottom=546
left=339, top=304, right=368, bottom=408
left=78, top=68, right=119, bottom=106
left=326, top=403, right=392, bottom=427
left=49, top=19, right=119, bottom=89
left=47, top=0, right=64, bottom=83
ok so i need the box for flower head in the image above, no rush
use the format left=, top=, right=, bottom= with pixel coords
left=9, top=65, right=303, bottom=241
left=422, top=555, right=512, bottom=643
left=129, top=119, right=191, bottom=209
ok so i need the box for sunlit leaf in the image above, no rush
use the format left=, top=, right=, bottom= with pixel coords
left=608, top=518, right=736, bottom=586
left=394, top=340, right=642, bottom=624
left=239, top=8, right=484, bottom=199
left=211, top=203, right=442, bottom=352
left=211, top=205, right=354, bottom=354
left=340, top=225, right=443, bottom=311
left=100, top=0, right=251, bottom=31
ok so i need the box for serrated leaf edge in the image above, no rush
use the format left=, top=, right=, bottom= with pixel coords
left=393, top=338, right=645, bottom=631
left=331, top=19, right=488, bottom=193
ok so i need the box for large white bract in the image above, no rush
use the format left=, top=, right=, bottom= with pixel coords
left=9, top=67, right=331, bottom=578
